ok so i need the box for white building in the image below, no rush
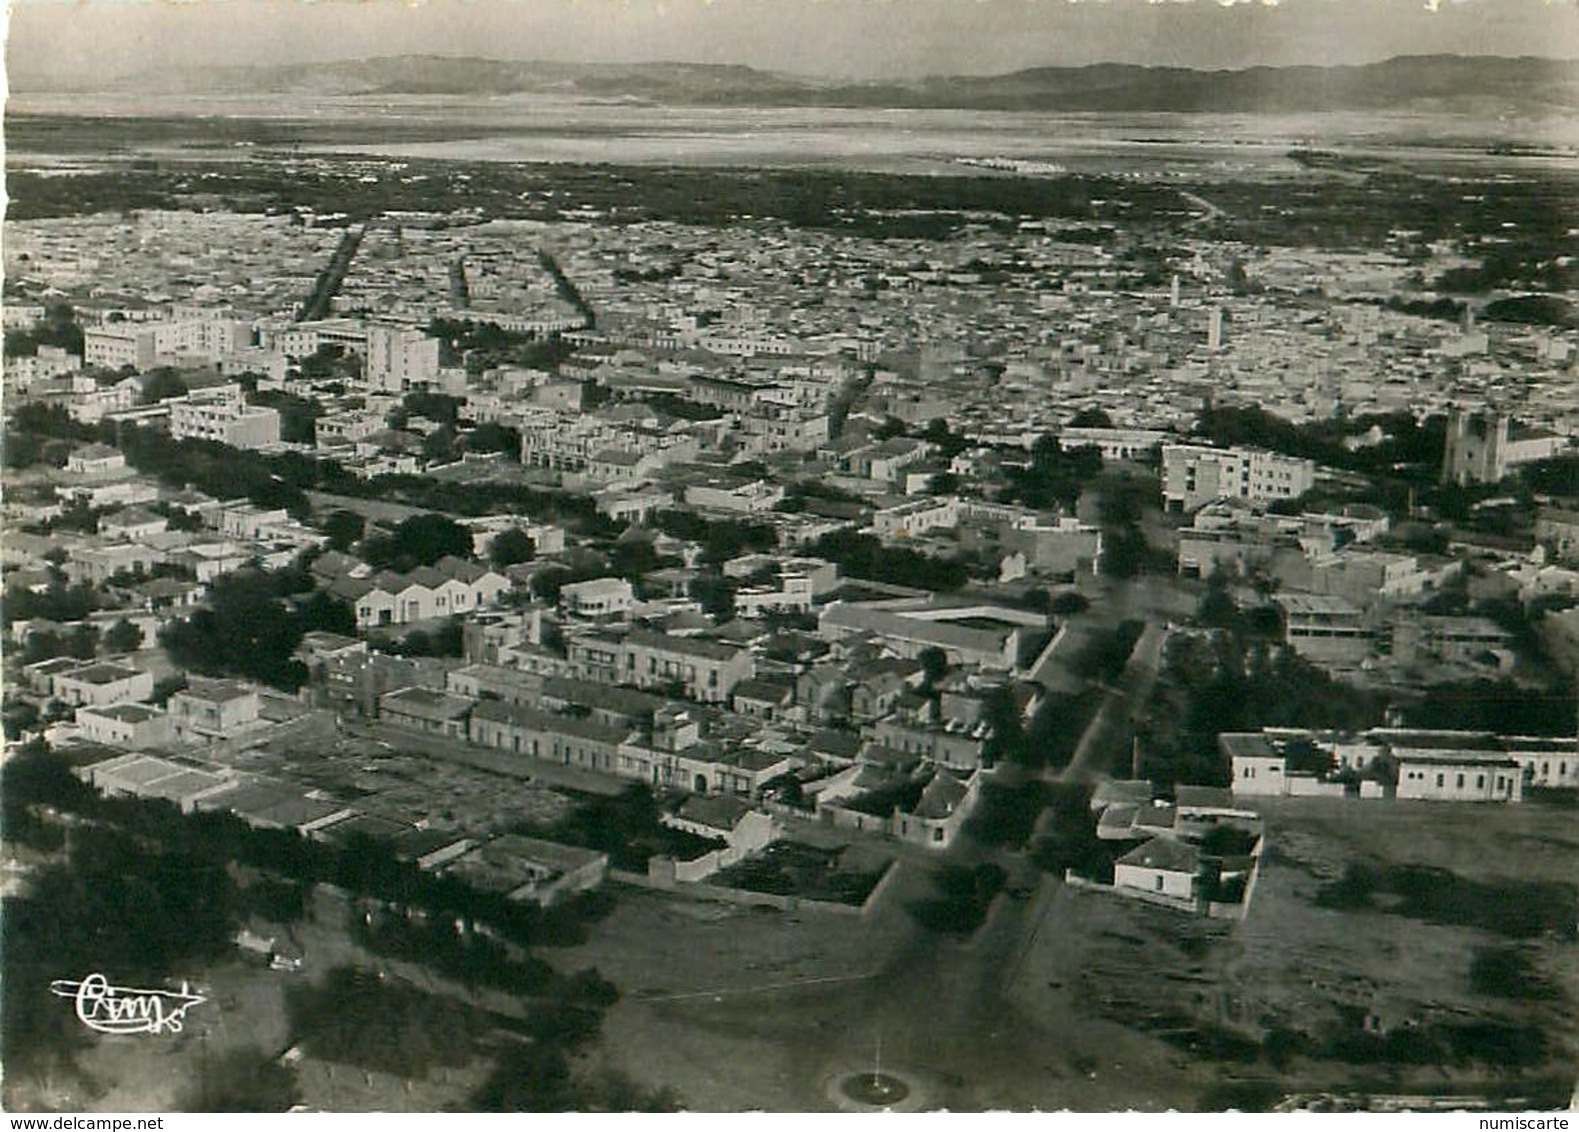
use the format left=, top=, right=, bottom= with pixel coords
left=74, top=702, right=176, bottom=749
left=366, top=324, right=441, bottom=393
left=1161, top=443, right=1316, bottom=513
left=170, top=386, right=281, bottom=449
left=560, top=577, right=635, bottom=618
left=52, top=662, right=155, bottom=708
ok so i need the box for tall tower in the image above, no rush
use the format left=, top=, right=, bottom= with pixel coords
left=1169, top=274, right=1181, bottom=309
left=1441, top=410, right=1510, bottom=486
left=1208, top=306, right=1224, bottom=352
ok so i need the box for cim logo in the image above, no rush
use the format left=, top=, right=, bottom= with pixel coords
left=50, top=973, right=208, bottom=1036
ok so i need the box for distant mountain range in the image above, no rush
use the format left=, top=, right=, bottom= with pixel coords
left=22, top=54, right=1579, bottom=115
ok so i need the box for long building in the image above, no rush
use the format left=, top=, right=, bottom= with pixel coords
left=818, top=598, right=1050, bottom=671
left=565, top=627, right=755, bottom=704
left=1224, top=727, right=1576, bottom=802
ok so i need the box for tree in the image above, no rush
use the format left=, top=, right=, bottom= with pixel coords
left=159, top=570, right=308, bottom=690
left=295, top=590, right=356, bottom=636
left=248, top=390, right=321, bottom=444
left=321, top=509, right=365, bottom=552
left=139, top=368, right=189, bottom=405
left=179, top=1049, right=301, bottom=1112
left=399, top=391, right=462, bottom=428
left=103, top=618, right=144, bottom=654
left=1010, top=436, right=1102, bottom=511
left=690, top=575, right=737, bottom=622
left=3, top=699, right=41, bottom=741
left=918, top=646, right=949, bottom=689
left=1196, top=580, right=1240, bottom=631
left=421, top=425, right=460, bottom=465
left=1068, top=408, right=1114, bottom=429
left=467, top=422, right=522, bottom=459
left=66, top=623, right=100, bottom=659
left=490, top=528, right=536, bottom=569
left=473, top=1043, right=577, bottom=1111
left=363, top=513, right=474, bottom=572
left=1049, top=591, right=1090, bottom=616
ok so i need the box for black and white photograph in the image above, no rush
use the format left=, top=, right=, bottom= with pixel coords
left=1, top=0, right=1577, bottom=1116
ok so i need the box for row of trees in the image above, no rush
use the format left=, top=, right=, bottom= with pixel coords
left=3, top=744, right=661, bottom=1110
left=9, top=403, right=605, bottom=531
left=3, top=302, right=84, bottom=357
left=1140, top=584, right=1388, bottom=786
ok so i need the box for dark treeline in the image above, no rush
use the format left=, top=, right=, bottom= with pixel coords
left=6, top=403, right=600, bottom=528
left=2, top=744, right=659, bottom=1109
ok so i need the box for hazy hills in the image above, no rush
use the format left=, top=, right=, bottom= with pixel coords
left=26, top=54, right=1579, bottom=115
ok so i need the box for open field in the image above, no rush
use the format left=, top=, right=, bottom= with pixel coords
left=546, top=796, right=1577, bottom=1111
left=9, top=98, right=1577, bottom=172
left=1008, top=797, right=1578, bottom=1109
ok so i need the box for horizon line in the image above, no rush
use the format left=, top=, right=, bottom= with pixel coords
left=12, top=49, right=1579, bottom=90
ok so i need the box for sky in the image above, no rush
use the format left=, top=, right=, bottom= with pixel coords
left=6, top=0, right=1578, bottom=85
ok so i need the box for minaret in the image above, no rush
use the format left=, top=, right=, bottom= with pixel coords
left=1208, top=306, right=1224, bottom=352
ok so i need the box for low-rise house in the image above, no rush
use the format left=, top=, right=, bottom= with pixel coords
left=125, top=576, right=206, bottom=614
left=78, top=751, right=237, bottom=813
left=820, top=599, right=1050, bottom=671
left=894, top=766, right=980, bottom=848
left=568, top=626, right=755, bottom=704
left=560, top=577, right=635, bottom=619
left=849, top=659, right=925, bottom=721
left=445, top=662, right=544, bottom=706
left=662, top=794, right=776, bottom=854
left=538, top=676, right=665, bottom=731
left=23, top=656, right=89, bottom=697
left=1390, top=615, right=1515, bottom=671
left=443, top=835, right=608, bottom=906
left=468, top=699, right=630, bottom=773
left=870, top=716, right=990, bottom=770
left=295, top=631, right=367, bottom=673
left=378, top=686, right=475, bottom=738
left=816, top=747, right=982, bottom=849
left=1114, top=837, right=1202, bottom=902
left=683, top=478, right=785, bottom=514
left=1272, top=593, right=1375, bottom=666
left=795, top=665, right=851, bottom=724
left=74, top=702, right=176, bottom=750
left=97, top=506, right=170, bottom=541
left=731, top=678, right=795, bottom=721
left=66, top=542, right=164, bottom=585
left=337, top=555, right=512, bottom=629
left=52, top=661, right=155, bottom=708
left=198, top=780, right=356, bottom=833
left=1395, top=750, right=1524, bottom=802
left=168, top=678, right=262, bottom=742
left=66, top=444, right=126, bottom=477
